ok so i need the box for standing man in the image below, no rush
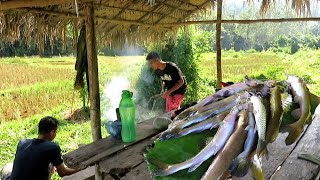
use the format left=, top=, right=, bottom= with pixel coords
left=146, top=52, right=187, bottom=112
left=7, top=116, right=80, bottom=180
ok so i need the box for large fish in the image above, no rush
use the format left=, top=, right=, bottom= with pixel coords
left=250, top=153, right=264, bottom=180
left=230, top=104, right=257, bottom=177
left=266, top=86, right=284, bottom=144
left=250, top=95, right=267, bottom=157
left=285, top=74, right=311, bottom=145
left=148, top=106, right=242, bottom=177
left=159, top=97, right=240, bottom=141
left=201, top=110, right=248, bottom=180
left=159, top=111, right=229, bottom=140
left=198, top=94, right=238, bottom=113
left=196, top=77, right=260, bottom=107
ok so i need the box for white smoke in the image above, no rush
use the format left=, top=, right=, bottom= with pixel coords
left=102, top=76, right=130, bottom=121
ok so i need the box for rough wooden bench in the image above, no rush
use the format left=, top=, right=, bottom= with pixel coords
left=63, top=114, right=320, bottom=180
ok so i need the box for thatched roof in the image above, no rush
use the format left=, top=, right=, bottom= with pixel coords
left=0, top=0, right=316, bottom=49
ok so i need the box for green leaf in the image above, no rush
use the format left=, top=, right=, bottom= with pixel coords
left=145, top=130, right=217, bottom=180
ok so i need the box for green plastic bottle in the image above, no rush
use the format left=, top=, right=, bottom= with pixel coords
left=119, top=90, right=136, bottom=142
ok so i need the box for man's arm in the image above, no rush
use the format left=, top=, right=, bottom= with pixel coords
left=162, top=79, right=184, bottom=98
left=160, top=79, right=165, bottom=93
left=167, top=79, right=184, bottom=94
left=56, top=163, right=81, bottom=177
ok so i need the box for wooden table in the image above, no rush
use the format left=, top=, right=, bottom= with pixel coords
left=63, top=114, right=320, bottom=180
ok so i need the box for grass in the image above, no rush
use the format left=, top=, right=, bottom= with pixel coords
left=0, top=50, right=320, bottom=179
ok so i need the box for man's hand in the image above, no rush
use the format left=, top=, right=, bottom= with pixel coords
left=161, top=91, right=171, bottom=99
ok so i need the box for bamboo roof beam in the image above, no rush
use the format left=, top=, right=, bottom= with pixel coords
left=23, top=8, right=170, bottom=30
left=0, top=0, right=89, bottom=11
left=91, top=4, right=178, bottom=20
left=158, top=17, right=320, bottom=26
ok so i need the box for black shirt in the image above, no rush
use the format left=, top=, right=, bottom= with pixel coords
left=10, top=139, right=63, bottom=180
left=155, top=62, right=187, bottom=95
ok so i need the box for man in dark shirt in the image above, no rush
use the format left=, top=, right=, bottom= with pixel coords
left=146, top=52, right=187, bottom=112
left=8, top=116, right=80, bottom=180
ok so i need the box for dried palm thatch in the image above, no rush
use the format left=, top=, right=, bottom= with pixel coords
left=259, top=0, right=314, bottom=15
left=0, top=0, right=317, bottom=50
left=0, top=0, right=214, bottom=50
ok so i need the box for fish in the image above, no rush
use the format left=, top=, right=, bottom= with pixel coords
left=230, top=104, right=257, bottom=177
left=201, top=110, right=248, bottom=180
left=285, top=74, right=311, bottom=145
left=159, top=97, right=240, bottom=141
left=198, top=94, right=238, bottom=113
left=250, top=153, right=264, bottom=180
left=250, top=95, right=267, bottom=157
left=149, top=106, right=242, bottom=177
left=159, top=111, right=229, bottom=140
left=266, top=86, right=284, bottom=144
left=196, top=82, right=250, bottom=107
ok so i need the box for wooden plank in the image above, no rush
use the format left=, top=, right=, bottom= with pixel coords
left=121, top=162, right=152, bottom=180
left=63, top=118, right=161, bottom=168
left=271, top=112, right=320, bottom=180
left=99, top=137, right=153, bottom=174
left=216, top=0, right=222, bottom=89
left=234, top=126, right=308, bottom=180
left=62, top=166, right=95, bottom=180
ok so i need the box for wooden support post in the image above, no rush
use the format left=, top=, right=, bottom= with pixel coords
left=84, top=2, right=103, bottom=179
left=216, top=0, right=223, bottom=89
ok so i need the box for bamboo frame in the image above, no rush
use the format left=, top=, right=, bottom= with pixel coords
left=159, top=17, right=320, bottom=26
left=0, top=0, right=89, bottom=11
left=216, top=0, right=222, bottom=89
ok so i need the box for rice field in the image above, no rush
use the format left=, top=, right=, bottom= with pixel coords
left=0, top=50, right=319, bottom=180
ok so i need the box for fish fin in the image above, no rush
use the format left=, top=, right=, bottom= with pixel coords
left=188, top=162, right=203, bottom=172
left=230, top=153, right=250, bottom=177
left=306, top=113, right=312, bottom=124
left=291, top=108, right=301, bottom=120
left=250, top=154, right=264, bottom=180
left=256, top=139, right=267, bottom=158
left=245, top=125, right=251, bottom=131
left=213, top=120, right=224, bottom=129
left=285, top=123, right=304, bottom=145
left=281, top=93, right=293, bottom=112
left=293, top=96, right=300, bottom=103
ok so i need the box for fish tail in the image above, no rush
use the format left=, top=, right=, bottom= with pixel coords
left=285, top=123, right=304, bottom=145
left=230, top=153, right=250, bottom=177
left=145, top=156, right=171, bottom=177
left=270, top=130, right=279, bottom=143
left=256, top=139, right=267, bottom=158
left=250, top=155, right=264, bottom=180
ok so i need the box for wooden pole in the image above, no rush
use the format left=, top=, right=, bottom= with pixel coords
left=216, top=0, right=223, bottom=89
left=84, top=2, right=103, bottom=179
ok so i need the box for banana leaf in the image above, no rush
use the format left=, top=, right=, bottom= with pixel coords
left=145, top=129, right=218, bottom=180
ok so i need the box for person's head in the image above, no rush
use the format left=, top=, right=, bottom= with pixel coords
left=38, top=116, right=59, bottom=141
left=146, top=51, right=162, bottom=70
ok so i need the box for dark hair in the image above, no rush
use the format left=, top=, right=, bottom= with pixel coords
left=38, top=116, right=59, bottom=134
left=146, top=51, right=161, bottom=61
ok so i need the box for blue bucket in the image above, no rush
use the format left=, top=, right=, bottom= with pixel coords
left=105, top=120, right=122, bottom=140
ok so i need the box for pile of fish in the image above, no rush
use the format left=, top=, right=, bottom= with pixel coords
left=145, top=73, right=319, bottom=180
